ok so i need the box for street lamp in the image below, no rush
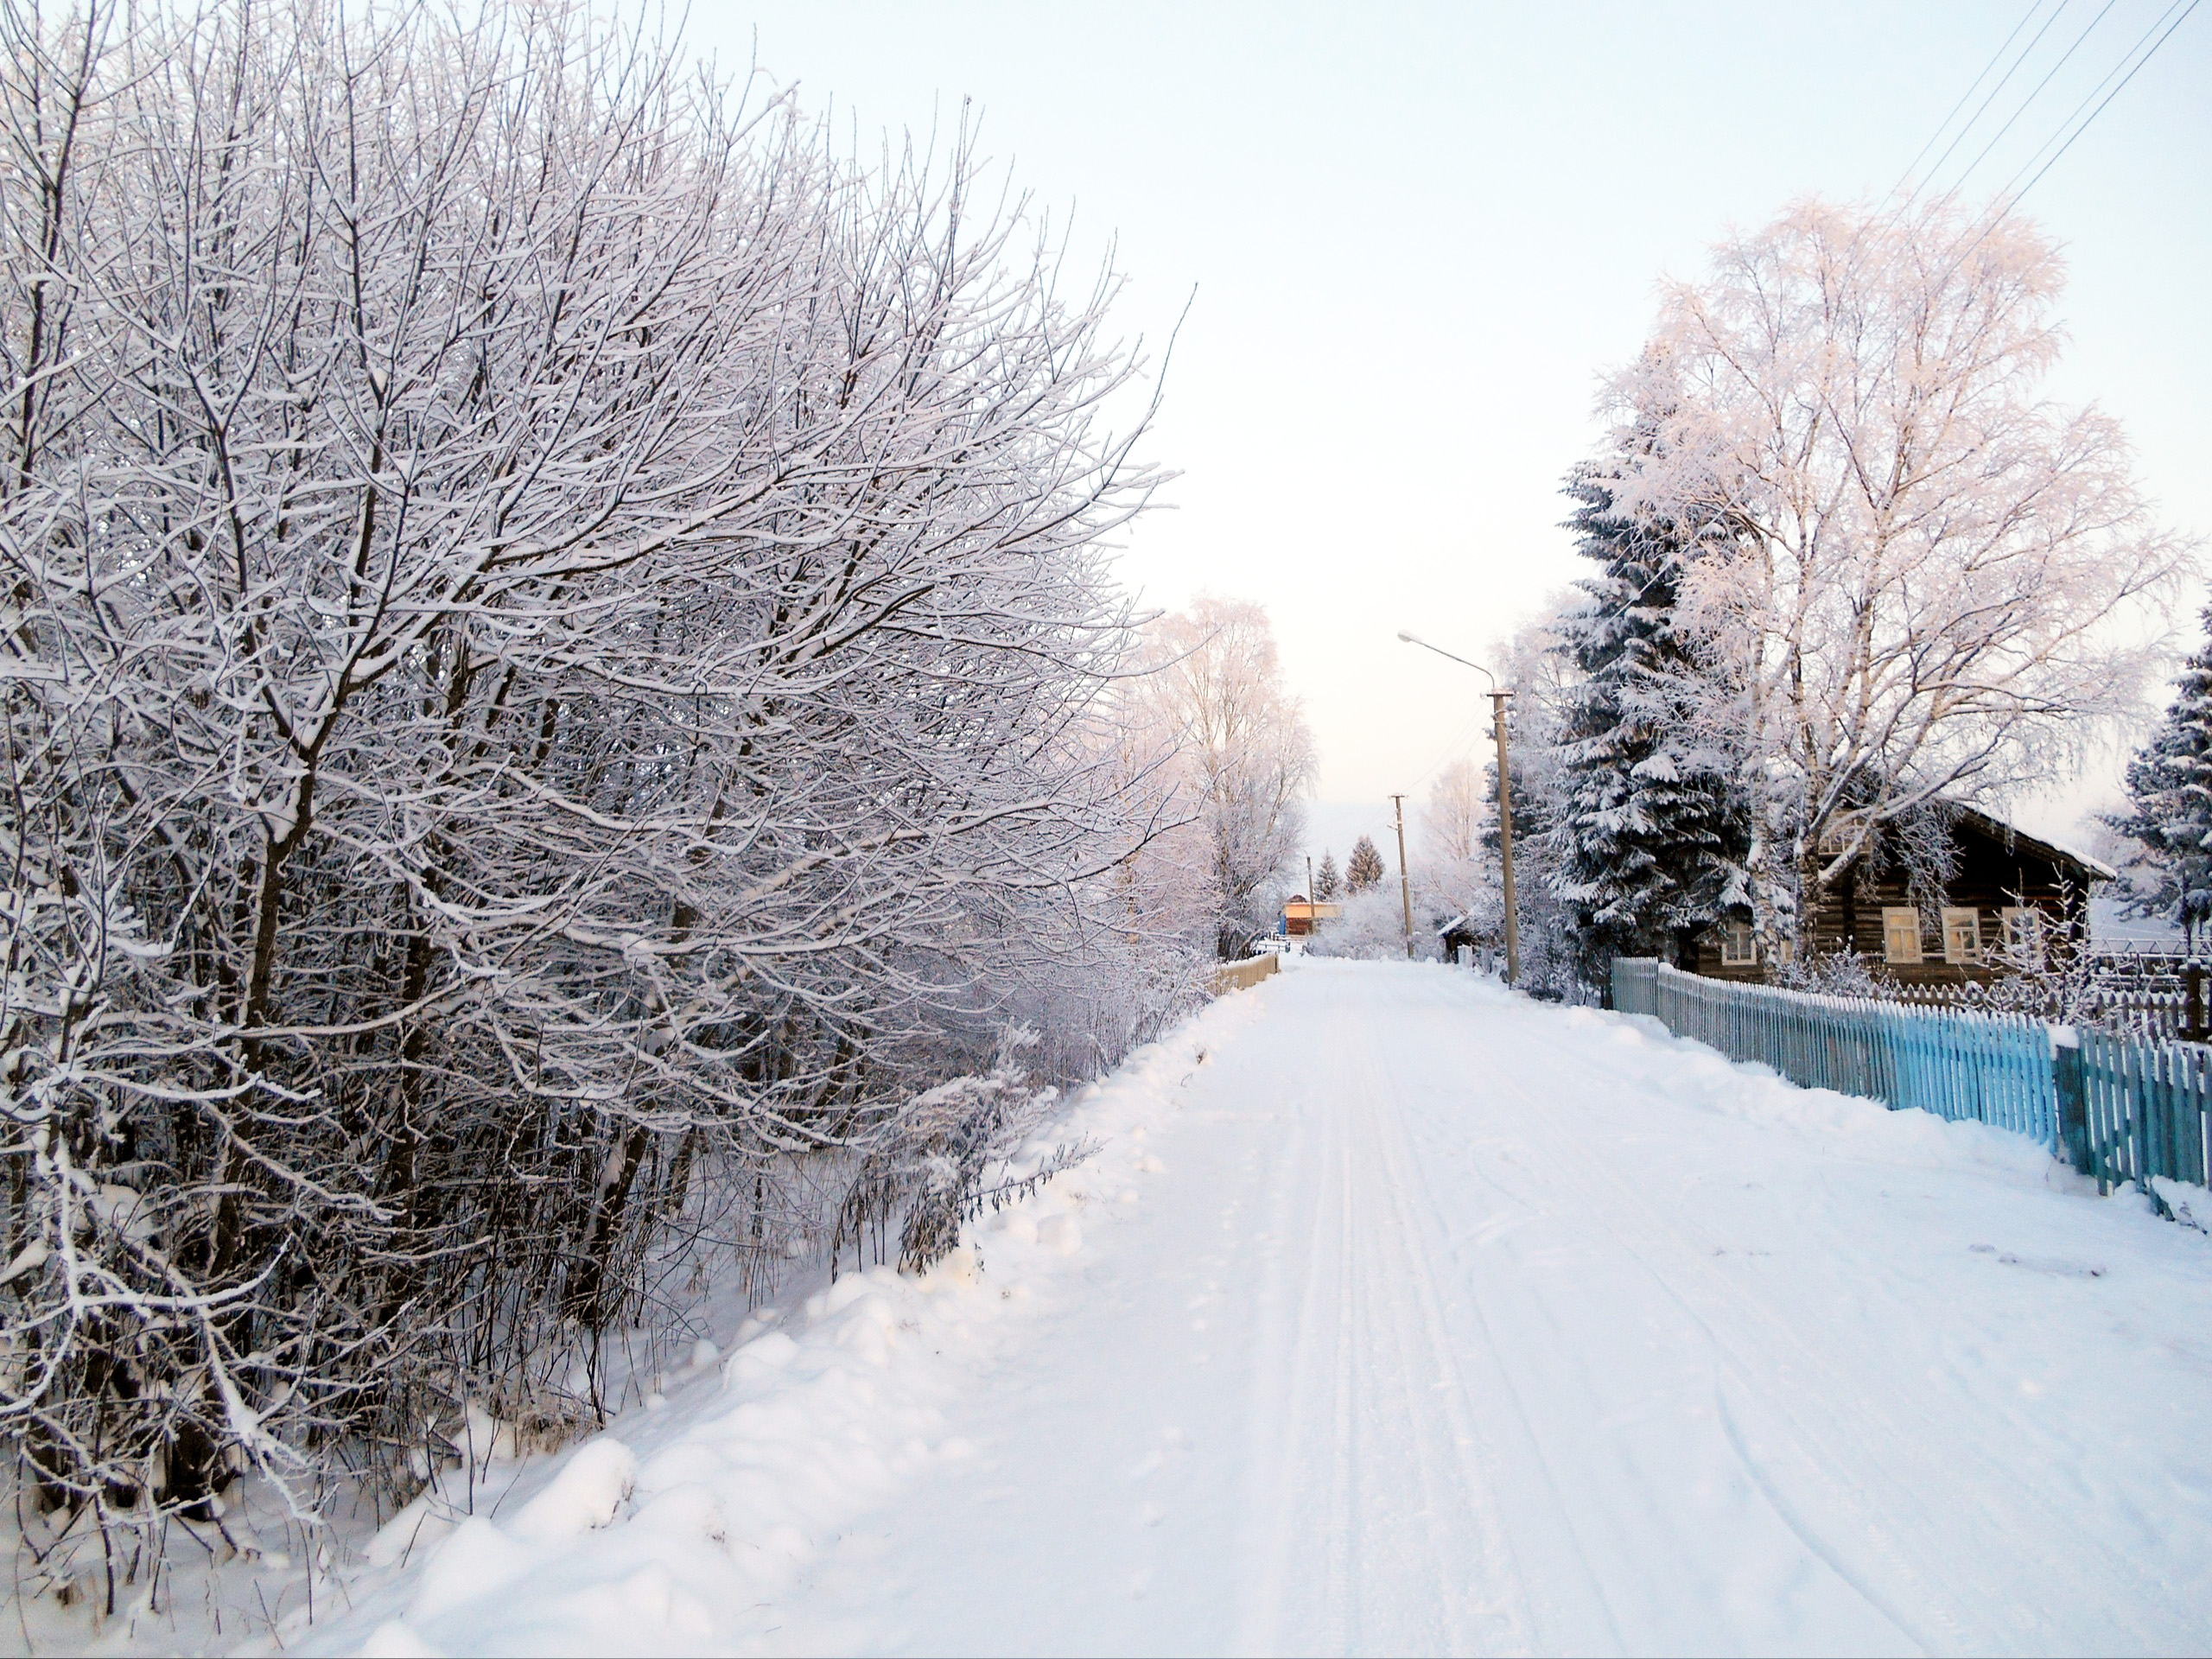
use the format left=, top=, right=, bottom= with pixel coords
left=1397, top=630, right=1518, bottom=985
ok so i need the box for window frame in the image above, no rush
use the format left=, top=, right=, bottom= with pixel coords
left=1941, top=906, right=1983, bottom=966
left=1881, top=906, right=1923, bottom=965
left=1816, top=810, right=1867, bottom=858
left=1719, top=920, right=1758, bottom=967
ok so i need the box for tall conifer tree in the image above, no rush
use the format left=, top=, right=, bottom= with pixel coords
left=1548, top=461, right=1749, bottom=969
left=1346, top=835, right=1386, bottom=893
left=2113, top=611, right=2212, bottom=944
left=1314, top=850, right=1341, bottom=900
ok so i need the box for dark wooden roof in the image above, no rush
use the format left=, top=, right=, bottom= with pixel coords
left=1949, top=804, right=2115, bottom=884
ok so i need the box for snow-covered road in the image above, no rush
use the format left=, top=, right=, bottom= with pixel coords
left=325, top=960, right=2212, bottom=1657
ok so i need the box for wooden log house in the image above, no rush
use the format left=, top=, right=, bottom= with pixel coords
left=1692, top=805, right=2113, bottom=985
left=1280, top=896, right=1343, bottom=938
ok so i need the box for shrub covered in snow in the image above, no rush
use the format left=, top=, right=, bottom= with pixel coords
left=1308, top=887, right=1434, bottom=962
left=0, top=0, right=1189, bottom=1605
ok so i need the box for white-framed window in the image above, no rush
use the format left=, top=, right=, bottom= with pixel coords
left=2001, top=906, right=2044, bottom=966
left=1816, top=810, right=1867, bottom=857
left=1882, top=906, right=1923, bottom=964
left=1719, top=920, right=1758, bottom=966
left=1942, top=906, right=1982, bottom=965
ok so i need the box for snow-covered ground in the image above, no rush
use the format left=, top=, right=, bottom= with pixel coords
left=114, top=960, right=2212, bottom=1656
left=2091, top=890, right=2186, bottom=949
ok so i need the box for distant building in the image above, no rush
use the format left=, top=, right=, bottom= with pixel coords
left=1690, top=804, right=2112, bottom=985
left=1281, top=895, right=1342, bottom=938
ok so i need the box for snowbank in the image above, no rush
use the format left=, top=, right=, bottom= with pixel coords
left=250, top=983, right=1278, bottom=1656
left=1557, top=1001, right=2075, bottom=1189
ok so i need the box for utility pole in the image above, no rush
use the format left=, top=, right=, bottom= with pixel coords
left=1389, top=794, right=1415, bottom=958
left=1396, top=630, right=1518, bottom=985
left=1304, top=854, right=1315, bottom=946
left=1491, top=691, right=1518, bottom=985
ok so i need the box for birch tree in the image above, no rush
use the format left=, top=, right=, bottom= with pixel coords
left=1127, top=596, right=1315, bottom=959
left=1607, top=196, right=2192, bottom=949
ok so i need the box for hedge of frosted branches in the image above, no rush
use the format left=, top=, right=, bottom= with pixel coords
left=0, top=0, right=1176, bottom=1576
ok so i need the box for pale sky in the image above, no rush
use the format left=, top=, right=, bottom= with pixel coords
left=693, top=2, right=2210, bottom=843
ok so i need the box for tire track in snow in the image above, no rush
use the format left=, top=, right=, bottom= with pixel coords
left=1232, top=974, right=1565, bottom=1656
left=1230, top=1005, right=1392, bottom=1654
left=1340, top=1008, right=1574, bottom=1656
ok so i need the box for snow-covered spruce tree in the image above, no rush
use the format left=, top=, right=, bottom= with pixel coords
left=1314, top=851, right=1342, bottom=901
left=1606, top=196, right=2191, bottom=957
left=0, top=0, right=1166, bottom=1591
left=1346, top=836, right=1387, bottom=893
left=1547, top=460, right=1749, bottom=974
left=2109, top=612, right=2212, bottom=945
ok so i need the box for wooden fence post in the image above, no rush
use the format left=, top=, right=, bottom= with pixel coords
left=2052, top=1027, right=2093, bottom=1177
left=2187, top=963, right=2207, bottom=1044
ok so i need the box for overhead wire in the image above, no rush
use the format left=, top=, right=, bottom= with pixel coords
left=1988, top=0, right=2201, bottom=207
left=1943, top=0, right=2124, bottom=194
left=1888, top=0, right=2054, bottom=200
left=1897, top=0, right=2076, bottom=211
left=1941, top=0, right=2201, bottom=276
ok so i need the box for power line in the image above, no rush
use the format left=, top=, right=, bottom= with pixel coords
left=1889, top=0, right=2053, bottom=200
left=1942, top=0, right=2200, bottom=276
left=1945, top=0, right=2123, bottom=194
left=1899, top=0, right=2076, bottom=210
left=1992, top=0, right=2201, bottom=206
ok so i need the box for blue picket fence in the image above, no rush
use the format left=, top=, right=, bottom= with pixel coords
left=1610, top=957, right=2212, bottom=1199
left=2075, top=1029, right=2212, bottom=1194
left=1610, top=958, right=2057, bottom=1143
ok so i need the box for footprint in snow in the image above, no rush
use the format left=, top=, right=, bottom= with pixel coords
left=1969, top=1242, right=2106, bottom=1277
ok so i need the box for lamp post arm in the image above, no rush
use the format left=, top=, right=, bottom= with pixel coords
left=1396, top=630, right=1502, bottom=696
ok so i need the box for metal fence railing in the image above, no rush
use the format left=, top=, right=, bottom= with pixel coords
left=1610, top=958, right=2212, bottom=1200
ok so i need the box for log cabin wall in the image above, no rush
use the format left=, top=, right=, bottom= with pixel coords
left=1688, top=810, right=2098, bottom=986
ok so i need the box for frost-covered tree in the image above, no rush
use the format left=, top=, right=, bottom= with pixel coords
left=1345, top=836, right=1387, bottom=893
left=2110, top=613, right=2212, bottom=945
left=1478, top=604, right=1590, bottom=994
left=1548, top=460, right=1749, bottom=970
left=0, top=0, right=1169, bottom=1583
left=1124, top=597, right=1316, bottom=959
left=1314, top=850, right=1342, bottom=900
left=1607, top=196, right=2192, bottom=952
left=1419, top=760, right=1486, bottom=913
